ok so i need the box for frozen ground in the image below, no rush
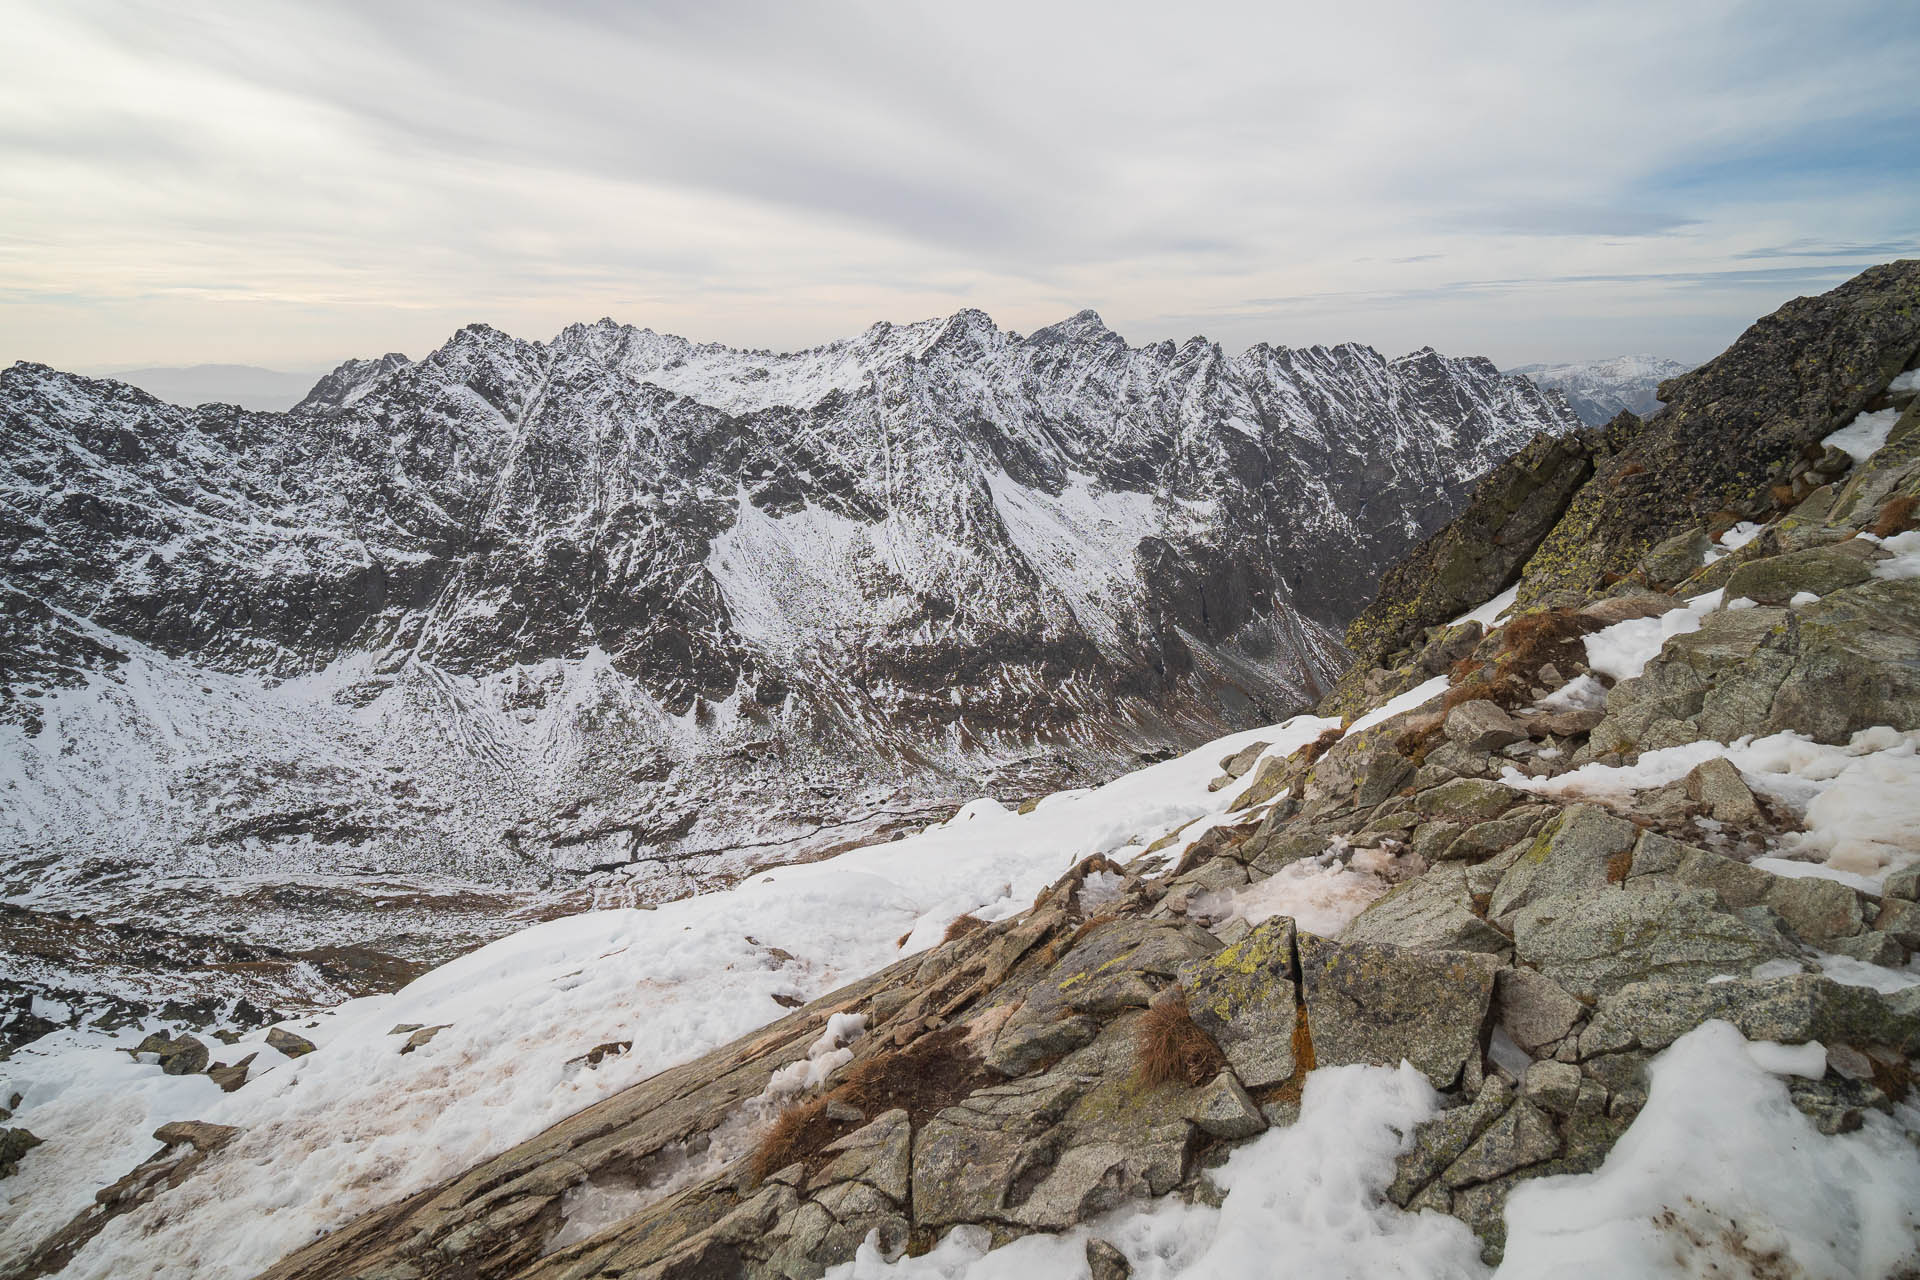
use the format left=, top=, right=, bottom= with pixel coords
left=0, top=712, right=1335, bottom=1279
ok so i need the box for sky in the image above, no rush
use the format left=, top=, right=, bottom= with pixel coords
left=1, top=0, right=1916, bottom=376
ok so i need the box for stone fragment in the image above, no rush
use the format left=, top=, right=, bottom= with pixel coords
left=1022, top=918, right=1218, bottom=1024
left=1180, top=918, right=1299, bottom=1089
left=0, top=1127, right=42, bottom=1179
left=810, top=1108, right=911, bottom=1203
left=1512, top=883, right=1789, bottom=1001
left=1765, top=875, right=1864, bottom=944
left=1442, top=810, right=1547, bottom=863
left=400, top=1025, right=449, bottom=1054
left=1219, top=741, right=1270, bottom=779
left=1723, top=544, right=1873, bottom=605
left=1877, top=897, right=1920, bottom=948
left=1415, top=777, right=1528, bottom=823
left=1185, top=1072, right=1266, bottom=1139
left=1494, top=967, right=1584, bottom=1055
left=266, top=1027, right=317, bottom=1058
left=1387, top=1077, right=1513, bottom=1207
left=1671, top=846, right=1775, bottom=908
left=1581, top=974, right=1920, bottom=1056
left=1086, top=1239, right=1132, bottom=1280
left=1298, top=936, right=1501, bottom=1089
left=987, top=1013, right=1100, bottom=1077
left=1441, top=1098, right=1561, bottom=1188
left=1625, top=830, right=1686, bottom=878
left=1682, top=757, right=1762, bottom=826
left=1826, top=931, right=1906, bottom=966
left=159, top=1035, right=210, bottom=1076
left=207, top=1053, right=256, bottom=1094
left=1341, top=864, right=1510, bottom=955
left=1418, top=621, right=1485, bottom=675
left=1638, top=530, right=1712, bottom=588
left=1520, top=1060, right=1582, bottom=1117
left=1444, top=701, right=1525, bottom=753
left=1489, top=805, right=1639, bottom=919
left=1532, top=707, right=1605, bottom=738
left=152, top=1120, right=241, bottom=1153
left=1225, top=756, right=1291, bottom=813
left=1411, top=821, right=1467, bottom=861
left=1882, top=864, right=1920, bottom=901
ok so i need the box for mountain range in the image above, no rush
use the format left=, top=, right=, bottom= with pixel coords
left=0, top=310, right=1578, bottom=1017
left=93, top=365, right=326, bottom=413
left=1506, top=354, right=1694, bottom=426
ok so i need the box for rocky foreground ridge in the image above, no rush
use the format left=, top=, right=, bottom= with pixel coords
left=6, top=265, right=1919, bottom=1278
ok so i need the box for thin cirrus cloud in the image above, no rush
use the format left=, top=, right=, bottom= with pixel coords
left=0, top=0, right=1915, bottom=374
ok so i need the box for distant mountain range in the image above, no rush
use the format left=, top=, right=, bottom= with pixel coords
left=1506, top=354, right=1695, bottom=426
left=96, top=364, right=326, bottom=412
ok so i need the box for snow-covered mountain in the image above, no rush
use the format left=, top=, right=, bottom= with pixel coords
left=1506, top=354, right=1693, bottom=426
left=0, top=310, right=1577, bottom=1014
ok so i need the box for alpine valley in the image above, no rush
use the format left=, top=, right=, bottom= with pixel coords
left=0, top=311, right=1579, bottom=1033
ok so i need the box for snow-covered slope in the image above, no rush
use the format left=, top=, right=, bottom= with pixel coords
left=0, top=311, right=1578, bottom=1019
left=1506, top=355, right=1693, bottom=426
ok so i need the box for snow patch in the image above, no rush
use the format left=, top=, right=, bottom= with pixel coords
left=1823, top=406, right=1899, bottom=464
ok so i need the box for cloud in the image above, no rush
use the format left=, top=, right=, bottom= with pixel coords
left=1, top=0, right=1917, bottom=369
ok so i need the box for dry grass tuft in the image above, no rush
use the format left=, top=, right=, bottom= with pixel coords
left=750, top=1094, right=830, bottom=1182
left=1605, top=847, right=1634, bottom=884
left=749, top=1024, right=989, bottom=1185
left=1871, top=494, right=1919, bottom=538
left=1134, top=995, right=1226, bottom=1089
left=1499, top=609, right=1599, bottom=668
left=941, top=914, right=987, bottom=944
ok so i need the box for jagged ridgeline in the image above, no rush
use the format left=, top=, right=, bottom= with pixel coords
left=0, top=310, right=1573, bottom=908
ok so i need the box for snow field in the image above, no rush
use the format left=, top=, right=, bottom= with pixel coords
left=1, top=712, right=1336, bottom=1279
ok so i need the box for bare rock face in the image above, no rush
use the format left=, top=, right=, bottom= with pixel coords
left=0, top=312, right=1576, bottom=1017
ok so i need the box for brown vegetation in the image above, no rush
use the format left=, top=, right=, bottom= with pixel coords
left=1605, top=847, right=1634, bottom=884
left=941, top=914, right=987, bottom=944
left=1871, top=494, right=1918, bottom=537
left=750, top=1024, right=990, bottom=1184
left=1134, top=994, right=1226, bottom=1088
left=1499, top=608, right=1600, bottom=669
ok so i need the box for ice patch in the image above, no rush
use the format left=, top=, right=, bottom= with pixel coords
left=1450, top=584, right=1520, bottom=630
left=1216, top=844, right=1422, bottom=938
left=1498, top=1021, right=1920, bottom=1278
left=1536, top=674, right=1606, bottom=713
left=1505, top=727, right=1920, bottom=884
left=1347, top=675, right=1448, bottom=735
left=1823, top=406, right=1899, bottom=464
left=1872, top=528, right=1920, bottom=581
left=1580, top=590, right=1720, bottom=682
